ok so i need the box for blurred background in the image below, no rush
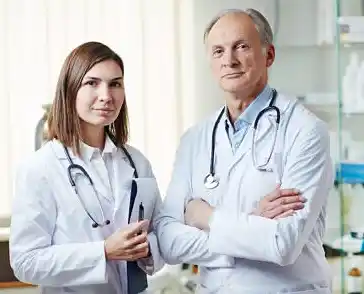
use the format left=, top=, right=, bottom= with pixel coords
left=1, top=0, right=364, bottom=293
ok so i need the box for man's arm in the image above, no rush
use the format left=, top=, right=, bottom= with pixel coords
left=155, top=130, right=234, bottom=268
left=206, top=120, right=333, bottom=266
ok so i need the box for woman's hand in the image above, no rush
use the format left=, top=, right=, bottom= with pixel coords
left=104, top=220, right=150, bottom=261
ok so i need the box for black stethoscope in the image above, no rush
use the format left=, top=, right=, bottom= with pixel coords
left=204, top=89, right=280, bottom=189
left=63, top=144, right=138, bottom=228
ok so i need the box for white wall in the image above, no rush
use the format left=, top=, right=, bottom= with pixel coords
left=0, top=0, right=188, bottom=217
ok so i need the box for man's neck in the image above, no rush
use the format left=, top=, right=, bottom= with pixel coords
left=226, top=83, right=266, bottom=123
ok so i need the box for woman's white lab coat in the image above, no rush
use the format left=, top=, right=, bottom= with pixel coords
left=156, top=92, right=334, bottom=293
left=10, top=139, right=164, bottom=294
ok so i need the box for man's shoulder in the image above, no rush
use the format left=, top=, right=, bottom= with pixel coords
left=276, top=91, right=327, bottom=131
left=292, top=100, right=328, bottom=133
left=176, top=108, right=223, bottom=156
left=179, top=108, right=222, bottom=143
left=281, top=94, right=329, bottom=146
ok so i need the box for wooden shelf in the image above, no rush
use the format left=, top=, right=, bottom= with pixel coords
left=0, top=281, right=35, bottom=289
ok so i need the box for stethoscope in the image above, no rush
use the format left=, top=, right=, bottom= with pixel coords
left=63, top=143, right=138, bottom=228
left=204, top=89, right=281, bottom=189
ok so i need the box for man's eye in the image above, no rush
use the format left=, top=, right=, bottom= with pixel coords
left=212, top=49, right=223, bottom=57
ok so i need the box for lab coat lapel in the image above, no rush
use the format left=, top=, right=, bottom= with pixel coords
left=73, top=157, right=112, bottom=202
left=215, top=113, right=234, bottom=167
left=227, top=92, right=292, bottom=173
left=228, top=110, right=276, bottom=173
left=50, top=140, right=111, bottom=202
left=112, top=150, right=135, bottom=226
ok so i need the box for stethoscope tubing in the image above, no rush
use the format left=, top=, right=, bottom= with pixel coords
left=63, top=140, right=138, bottom=228
left=204, top=89, right=280, bottom=189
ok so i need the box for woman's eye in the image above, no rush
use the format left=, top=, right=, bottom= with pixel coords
left=85, top=80, right=97, bottom=87
left=110, top=81, right=122, bottom=88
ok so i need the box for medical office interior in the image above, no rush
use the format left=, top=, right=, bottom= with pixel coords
left=1, top=0, right=364, bottom=293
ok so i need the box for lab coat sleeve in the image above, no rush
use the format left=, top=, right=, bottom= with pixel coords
left=9, top=161, right=107, bottom=286
left=155, top=130, right=235, bottom=267
left=138, top=173, right=165, bottom=275
left=208, top=120, right=333, bottom=266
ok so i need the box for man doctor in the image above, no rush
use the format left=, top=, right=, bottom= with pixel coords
left=156, top=8, right=333, bottom=294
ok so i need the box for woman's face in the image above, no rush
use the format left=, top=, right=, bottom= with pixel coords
left=75, top=59, right=125, bottom=131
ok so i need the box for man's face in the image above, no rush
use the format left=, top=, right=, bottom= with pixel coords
left=206, top=13, right=274, bottom=94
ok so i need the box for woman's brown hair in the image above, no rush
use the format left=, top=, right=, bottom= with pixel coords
left=47, top=41, right=129, bottom=155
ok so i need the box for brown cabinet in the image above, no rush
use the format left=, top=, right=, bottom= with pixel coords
left=0, top=240, right=16, bottom=283
left=0, top=241, right=34, bottom=288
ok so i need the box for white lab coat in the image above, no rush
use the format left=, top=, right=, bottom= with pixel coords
left=10, top=139, right=164, bottom=294
left=156, top=92, right=334, bottom=293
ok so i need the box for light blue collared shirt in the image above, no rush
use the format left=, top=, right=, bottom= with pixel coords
left=225, top=85, right=273, bottom=153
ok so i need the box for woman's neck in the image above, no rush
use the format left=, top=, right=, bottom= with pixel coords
left=81, top=124, right=105, bottom=150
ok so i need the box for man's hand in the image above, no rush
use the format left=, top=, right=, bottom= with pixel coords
left=185, top=186, right=305, bottom=230
left=184, top=199, right=213, bottom=231
left=251, top=185, right=305, bottom=219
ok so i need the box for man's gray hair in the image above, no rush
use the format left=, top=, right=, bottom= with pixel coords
left=203, top=8, right=273, bottom=46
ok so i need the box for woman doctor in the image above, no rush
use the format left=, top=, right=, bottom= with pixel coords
left=10, top=41, right=164, bottom=294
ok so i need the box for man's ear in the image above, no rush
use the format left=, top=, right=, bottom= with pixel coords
left=265, top=45, right=275, bottom=68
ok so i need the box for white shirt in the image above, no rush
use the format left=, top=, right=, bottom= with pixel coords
left=79, top=137, right=125, bottom=293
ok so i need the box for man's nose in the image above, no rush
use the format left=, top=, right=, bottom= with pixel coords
left=222, top=50, right=239, bottom=67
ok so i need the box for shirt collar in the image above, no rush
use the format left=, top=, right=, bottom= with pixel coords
left=79, top=135, right=117, bottom=162
left=224, top=84, right=272, bottom=132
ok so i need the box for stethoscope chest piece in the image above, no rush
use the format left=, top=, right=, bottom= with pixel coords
left=204, top=174, right=219, bottom=189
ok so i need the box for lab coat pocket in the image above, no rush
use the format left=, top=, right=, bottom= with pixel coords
left=129, top=178, right=158, bottom=225
left=240, top=161, right=278, bottom=212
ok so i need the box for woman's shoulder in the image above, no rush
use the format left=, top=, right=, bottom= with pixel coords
left=122, top=144, right=154, bottom=177
left=17, top=140, right=56, bottom=176
left=123, top=144, right=147, bottom=160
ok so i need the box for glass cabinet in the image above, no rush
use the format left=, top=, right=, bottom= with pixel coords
left=331, top=1, right=364, bottom=293
left=269, top=1, right=364, bottom=293
left=286, top=1, right=364, bottom=293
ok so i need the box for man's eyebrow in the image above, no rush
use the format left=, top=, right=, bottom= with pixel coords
left=211, top=39, right=249, bottom=50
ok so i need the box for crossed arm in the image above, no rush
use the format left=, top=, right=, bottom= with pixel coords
left=156, top=122, right=330, bottom=267
left=184, top=121, right=333, bottom=266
